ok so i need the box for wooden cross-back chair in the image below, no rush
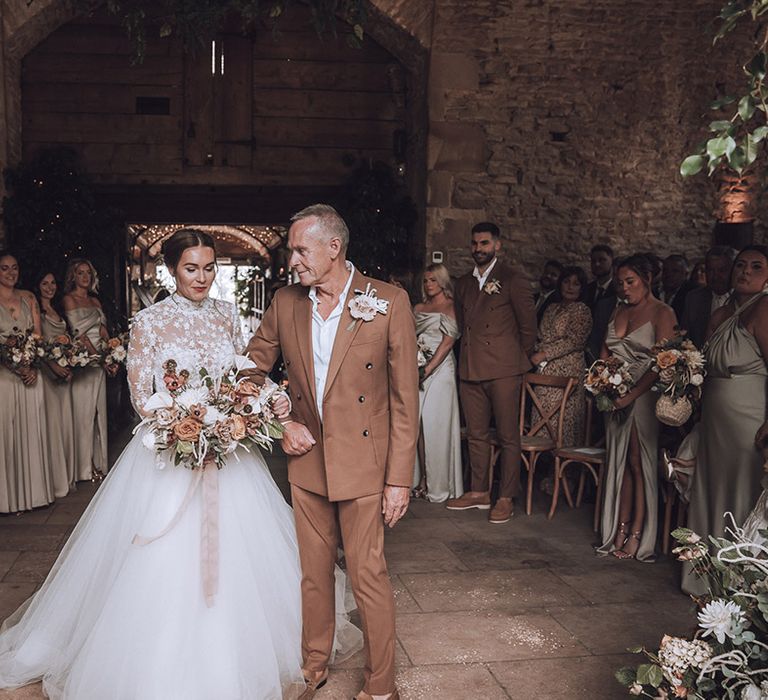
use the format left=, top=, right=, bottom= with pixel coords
left=519, top=374, right=578, bottom=515
left=547, top=395, right=607, bottom=530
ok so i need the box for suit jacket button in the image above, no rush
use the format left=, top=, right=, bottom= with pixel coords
left=296, top=393, right=302, bottom=400
left=286, top=359, right=291, bottom=366
left=366, top=363, right=373, bottom=370
left=362, top=430, right=369, bottom=437
left=358, top=395, right=365, bottom=403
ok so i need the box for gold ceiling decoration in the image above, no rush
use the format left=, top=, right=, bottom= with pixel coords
left=129, top=224, right=287, bottom=259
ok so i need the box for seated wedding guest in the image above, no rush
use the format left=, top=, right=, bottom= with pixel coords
left=0, top=252, right=55, bottom=512
left=680, top=246, right=737, bottom=348
left=683, top=245, right=768, bottom=595
left=412, top=263, right=463, bottom=503
left=35, top=269, right=76, bottom=497
left=644, top=253, right=664, bottom=299
left=535, top=259, right=563, bottom=322
left=529, top=266, right=592, bottom=447
left=690, top=260, right=707, bottom=288
left=597, top=254, right=677, bottom=561
left=661, top=254, right=696, bottom=321
left=586, top=244, right=616, bottom=309
left=63, top=259, right=112, bottom=481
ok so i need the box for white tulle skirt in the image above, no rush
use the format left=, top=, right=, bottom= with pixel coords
left=0, top=428, right=360, bottom=699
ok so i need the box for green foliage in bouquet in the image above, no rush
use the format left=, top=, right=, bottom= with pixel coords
left=617, top=520, right=768, bottom=698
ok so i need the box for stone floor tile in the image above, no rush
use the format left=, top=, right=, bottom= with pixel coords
left=2, top=552, right=59, bottom=584
left=0, top=510, right=51, bottom=526
left=392, top=576, right=422, bottom=613
left=397, top=610, right=587, bottom=664
left=45, top=501, right=91, bottom=526
left=395, top=663, right=508, bottom=699
left=0, top=526, right=69, bottom=553
left=385, top=541, right=468, bottom=575
left=0, top=582, right=37, bottom=621
left=446, top=537, right=582, bottom=571
left=315, top=668, right=363, bottom=698
left=0, top=552, right=19, bottom=580
left=550, top=600, right=696, bottom=656
left=400, top=569, right=586, bottom=613
left=334, top=638, right=411, bottom=670
left=489, top=653, right=638, bottom=699
left=384, top=518, right=470, bottom=544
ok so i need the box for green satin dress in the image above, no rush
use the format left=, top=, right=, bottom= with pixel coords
left=596, top=320, right=659, bottom=562
left=683, top=291, right=768, bottom=595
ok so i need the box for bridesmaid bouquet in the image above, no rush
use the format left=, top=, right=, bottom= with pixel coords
left=44, top=334, right=76, bottom=369
left=69, top=340, right=100, bottom=369
left=584, top=357, right=634, bottom=414
left=416, top=334, right=434, bottom=385
left=650, top=337, right=706, bottom=426
left=100, top=333, right=129, bottom=372
left=0, top=329, right=45, bottom=372
left=138, top=355, right=289, bottom=470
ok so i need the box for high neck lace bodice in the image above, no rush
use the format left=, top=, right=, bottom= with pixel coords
left=126, top=294, right=246, bottom=415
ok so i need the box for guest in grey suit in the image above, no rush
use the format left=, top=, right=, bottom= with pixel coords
left=680, top=246, right=737, bottom=347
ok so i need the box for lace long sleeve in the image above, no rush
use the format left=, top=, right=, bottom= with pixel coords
left=127, top=311, right=155, bottom=416
left=228, top=301, right=247, bottom=354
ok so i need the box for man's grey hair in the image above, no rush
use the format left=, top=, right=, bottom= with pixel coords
left=705, top=245, right=738, bottom=263
left=290, top=203, right=350, bottom=251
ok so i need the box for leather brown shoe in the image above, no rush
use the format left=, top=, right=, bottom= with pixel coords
left=489, top=497, right=513, bottom=524
left=445, top=491, right=491, bottom=510
left=299, top=668, right=328, bottom=699
left=353, top=690, right=400, bottom=700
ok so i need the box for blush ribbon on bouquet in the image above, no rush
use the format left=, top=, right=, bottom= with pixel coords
left=132, top=459, right=221, bottom=607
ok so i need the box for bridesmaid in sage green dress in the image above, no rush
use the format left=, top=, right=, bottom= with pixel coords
left=596, top=254, right=677, bottom=561
left=63, top=259, right=113, bottom=481
left=0, top=252, right=55, bottom=512
left=683, top=245, right=768, bottom=595
left=36, top=271, right=76, bottom=496
left=412, top=264, right=464, bottom=503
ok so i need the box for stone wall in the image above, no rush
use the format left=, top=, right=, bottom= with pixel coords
left=425, top=0, right=767, bottom=275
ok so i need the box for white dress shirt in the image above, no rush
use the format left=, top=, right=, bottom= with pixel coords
left=472, top=257, right=498, bottom=290
left=711, top=291, right=730, bottom=313
left=309, top=262, right=356, bottom=421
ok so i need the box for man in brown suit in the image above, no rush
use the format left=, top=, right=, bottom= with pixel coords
left=446, top=222, right=537, bottom=523
left=246, top=204, right=419, bottom=700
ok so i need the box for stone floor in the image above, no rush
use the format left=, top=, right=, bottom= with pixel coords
left=0, top=448, right=697, bottom=700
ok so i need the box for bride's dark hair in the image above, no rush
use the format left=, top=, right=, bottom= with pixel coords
left=161, top=229, right=216, bottom=271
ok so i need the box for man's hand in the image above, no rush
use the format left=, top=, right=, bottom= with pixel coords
left=281, top=421, right=316, bottom=456
left=382, top=485, right=410, bottom=528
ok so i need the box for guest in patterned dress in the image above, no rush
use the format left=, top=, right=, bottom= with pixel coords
left=63, top=259, right=112, bottom=481
left=0, top=252, right=55, bottom=512
left=35, top=270, right=76, bottom=496
left=529, top=266, right=592, bottom=447
left=412, top=264, right=463, bottom=503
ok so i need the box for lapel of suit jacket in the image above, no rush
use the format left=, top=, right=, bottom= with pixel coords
left=323, top=269, right=368, bottom=401
left=292, top=289, right=318, bottom=412
left=469, top=261, right=503, bottom=317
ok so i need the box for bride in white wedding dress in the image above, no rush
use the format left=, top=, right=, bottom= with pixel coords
left=0, top=230, right=361, bottom=700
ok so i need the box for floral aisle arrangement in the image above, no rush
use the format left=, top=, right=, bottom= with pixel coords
left=650, top=336, right=706, bottom=427
left=584, top=357, right=634, bottom=417
left=0, top=329, right=45, bottom=372
left=100, top=333, right=128, bottom=373
left=138, top=355, right=289, bottom=470
left=618, top=521, right=768, bottom=698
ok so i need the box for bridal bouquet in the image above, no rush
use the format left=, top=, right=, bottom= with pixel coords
left=651, top=336, right=706, bottom=426
left=138, top=355, right=289, bottom=470
left=584, top=357, right=634, bottom=414
left=100, top=333, right=128, bottom=372
left=617, top=520, right=768, bottom=698
left=0, top=329, right=45, bottom=372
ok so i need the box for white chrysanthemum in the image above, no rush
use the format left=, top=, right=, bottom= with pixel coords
left=698, top=599, right=746, bottom=644
left=683, top=349, right=705, bottom=370
left=175, top=386, right=210, bottom=410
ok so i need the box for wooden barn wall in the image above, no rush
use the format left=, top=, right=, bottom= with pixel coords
left=20, top=11, right=407, bottom=189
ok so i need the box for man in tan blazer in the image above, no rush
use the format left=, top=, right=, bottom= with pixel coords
left=446, top=222, right=537, bottom=523
left=246, top=204, right=419, bottom=700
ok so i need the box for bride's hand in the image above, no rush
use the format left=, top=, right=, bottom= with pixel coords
left=273, top=395, right=291, bottom=420
left=281, top=421, right=316, bottom=456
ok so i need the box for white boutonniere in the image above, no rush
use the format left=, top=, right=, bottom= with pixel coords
left=347, top=283, right=389, bottom=328
left=483, top=278, right=502, bottom=295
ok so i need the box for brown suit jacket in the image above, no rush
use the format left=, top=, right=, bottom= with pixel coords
left=245, top=268, right=420, bottom=502
left=455, top=260, right=537, bottom=381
